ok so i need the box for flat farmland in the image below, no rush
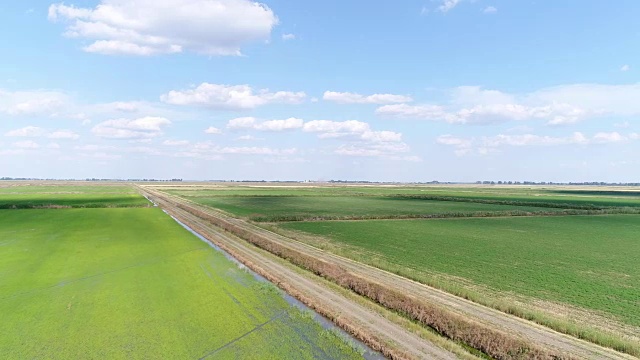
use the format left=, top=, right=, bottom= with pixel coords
left=165, top=184, right=640, bottom=209
left=0, top=207, right=365, bottom=359
left=185, top=195, right=572, bottom=221
left=0, top=184, right=149, bottom=208
left=280, top=215, right=640, bottom=329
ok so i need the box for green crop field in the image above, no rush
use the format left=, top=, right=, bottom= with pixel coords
left=187, top=195, right=572, bottom=221
left=0, top=184, right=149, bottom=208
left=0, top=207, right=365, bottom=359
left=167, top=184, right=640, bottom=209
left=280, top=215, right=640, bottom=328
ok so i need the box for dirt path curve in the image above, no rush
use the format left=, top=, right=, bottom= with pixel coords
left=144, top=187, right=635, bottom=360
left=147, top=189, right=458, bottom=360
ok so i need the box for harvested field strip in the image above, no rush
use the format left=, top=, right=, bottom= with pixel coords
left=145, top=189, right=574, bottom=360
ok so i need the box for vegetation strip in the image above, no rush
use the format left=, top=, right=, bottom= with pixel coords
left=159, top=201, right=442, bottom=360
left=248, top=207, right=640, bottom=222
left=145, top=189, right=574, bottom=360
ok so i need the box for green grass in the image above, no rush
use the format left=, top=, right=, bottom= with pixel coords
left=166, top=185, right=640, bottom=209
left=280, top=215, right=640, bottom=327
left=0, top=185, right=149, bottom=208
left=189, top=195, right=572, bottom=221
left=0, top=208, right=365, bottom=359
left=0, top=185, right=138, bottom=194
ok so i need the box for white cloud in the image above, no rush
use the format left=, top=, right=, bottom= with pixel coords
left=48, top=0, right=278, bottom=56
left=592, top=132, right=627, bottom=144
left=227, top=117, right=304, bottom=131
left=204, top=126, right=222, bottom=134
left=335, top=142, right=410, bottom=157
left=323, top=91, right=412, bottom=104
left=163, top=140, right=189, bottom=146
left=4, top=127, right=79, bottom=140
left=13, top=140, right=40, bottom=149
left=360, top=130, right=403, bottom=143
left=377, top=84, right=640, bottom=125
left=49, top=130, right=80, bottom=140
left=282, top=33, right=295, bottom=40
left=5, top=126, right=46, bottom=137
left=0, top=90, right=68, bottom=116
left=187, top=142, right=297, bottom=156
left=92, top=116, right=171, bottom=139
left=439, top=0, right=461, bottom=12
left=236, top=135, right=259, bottom=141
left=483, top=6, right=497, bottom=14
left=621, top=65, right=630, bottom=72
left=161, top=83, right=306, bottom=109
left=437, top=131, right=637, bottom=156
left=303, top=120, right=370, bottom=136
left=47, top=143, right=61, bottom=149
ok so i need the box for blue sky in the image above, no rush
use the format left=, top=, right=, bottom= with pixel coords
left=1, top=0, right=639, bottom=182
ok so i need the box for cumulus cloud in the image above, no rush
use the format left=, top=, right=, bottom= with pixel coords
left=620, top=65, right=630, bottom=72
left=335, top=142, right=410, bottom=157
left=49, top=130, right=80, bottom=139
left=5, top=126, right=47, bottom=137
left=483, top=6, right=497, bottom=14
left=5, top=127, right=80, bottom=140
left=437, top=131, right=637, bottom=156
left=48, top=0, right=278, bottom=56
left=204, top=126, right=222, bottom=134
left=282, top=33, right=295, bottom=40
left=377, top=84, right=640, bottom=125
left=439, top=0, right=461, bottom=12
left=161, top=83, right=306, bottom=109
left=323, top=91, right=412, bottom=104
left=13, top=140, right=40, bottom=149
left=302, top=120, right=371, bottom=136
left=227, top=117, right=304, bottom=131
left=163, top=139, right=189, bottom=146
left=0, top=90, right=68, bottom=116
left=92, top=116, right=171, bottom=139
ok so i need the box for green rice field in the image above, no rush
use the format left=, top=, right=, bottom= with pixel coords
left=188, top=195, right=571, bottom=221
left=0, top=206, right=365, bottom=359
left=0, top=184, right=149, bottom=208
left=280, top=215, right=640, bottom=327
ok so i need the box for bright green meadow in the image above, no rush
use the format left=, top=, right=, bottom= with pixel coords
left=0, top=184, right=149, bottom=208
left=0, top=208, right=365, bottom=359
left=187, top=195, right=570, bottom=221
left=280, top=215, right=640, bottom=327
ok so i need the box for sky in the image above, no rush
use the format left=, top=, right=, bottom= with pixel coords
left=1, top=0, right=639, bottom=182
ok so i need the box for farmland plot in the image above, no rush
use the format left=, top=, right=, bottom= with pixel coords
left=0, top=208, right=365, bottom=359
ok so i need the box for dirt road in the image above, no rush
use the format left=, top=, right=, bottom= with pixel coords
left=142, top=187, right=635, bottom=360
left=145, top=188, right=459, bottom=360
